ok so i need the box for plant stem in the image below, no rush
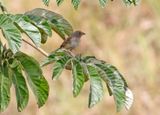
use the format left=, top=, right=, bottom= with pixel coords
left=22, top=39, right=49, bottom=57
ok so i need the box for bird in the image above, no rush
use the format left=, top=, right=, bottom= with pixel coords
left=60, top=30, right=85, bottom=50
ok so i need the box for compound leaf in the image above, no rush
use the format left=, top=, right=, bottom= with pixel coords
left=25, top=8, right=73, bottom=39
left=15, top=52, right=49, bottom=108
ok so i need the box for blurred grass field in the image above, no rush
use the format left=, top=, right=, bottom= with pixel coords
left=1, top=0, right=160, bottom=115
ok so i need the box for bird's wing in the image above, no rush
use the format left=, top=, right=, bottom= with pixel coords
left=60, top=37, right=71, bottom=48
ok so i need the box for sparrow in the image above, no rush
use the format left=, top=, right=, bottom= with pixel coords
left=60, top=30, right=85, bottom=50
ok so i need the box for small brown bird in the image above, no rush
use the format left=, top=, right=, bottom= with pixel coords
left=60, top=30, right=85, bottom=50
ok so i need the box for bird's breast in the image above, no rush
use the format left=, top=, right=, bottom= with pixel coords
left=71, top=37, right=80, bottom=48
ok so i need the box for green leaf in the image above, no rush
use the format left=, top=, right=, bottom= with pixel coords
left=82, top=56, right=99, bottom=64
left=24, top=15, right=52, bottom=44
left=95, top=63, right=126, bottom=111
left=37, top=20, right=52, bottom=37
left=0, top=62, right=12, bottom=112
left=43, top=0, right=50, bottom=6
left=52, top=55, right=72, bottom=79
left=27, top=74, right=48, bottom=108
left=25, top=8, right=73, bottom=39
left=0, top=14, right=22, bottom=53
left=123, top=0, right=140, bottom=5
left=15, top=52, right=43, bottom=75
left=85, top=59, right=113, bottom=95
left=52, top=61, right=63, bottom=79
left=12, top=15, right=41, bottom=47
left=15, top=52, right=49, bottom=107
left=72, top=59, right=85, bottom=97
left=56, top=0, right=64, bottom=6
left=72, top=0, right=81, bottom=10
left=41, top=49, right=70, bottom=67
left=96, top=68, right=113, bottom=96
left=37, top=21, right=52, bottom=44
left=12, top=65, right=29, bottom=112
left=42, top=0, right=139, bottom=8
left=133, top=0, right=140, bottom=5
left=99, top=0, right=107, bottom=8
left=83, top=56, right=133, bottom=111
left=41, top=57, right=56, bottom=67
left=87, top=65, right=103, bottom=108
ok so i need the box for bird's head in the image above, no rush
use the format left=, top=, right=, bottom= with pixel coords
left=72, top=30, right=85, bottom=38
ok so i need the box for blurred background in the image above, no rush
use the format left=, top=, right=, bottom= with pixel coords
left=1, top=0, right=160, bottom=115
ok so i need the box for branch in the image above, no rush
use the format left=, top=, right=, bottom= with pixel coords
left=22, top=39, right=49, bottom=57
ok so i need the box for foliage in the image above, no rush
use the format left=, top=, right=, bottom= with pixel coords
left=0, top=43, right=49, bottom=112
left=41, top=49, right=133, bottom=111
left=0, top=1, right=134, bottom=113
left=43, top=0, right=140, bottom=9
left=0, top=8, right=73, bottom=53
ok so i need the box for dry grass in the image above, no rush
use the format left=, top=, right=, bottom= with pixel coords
left=1, top=0, right=160, bottom=115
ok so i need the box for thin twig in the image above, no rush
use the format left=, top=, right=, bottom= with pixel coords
left=22, top=39, right=49, bottom=57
